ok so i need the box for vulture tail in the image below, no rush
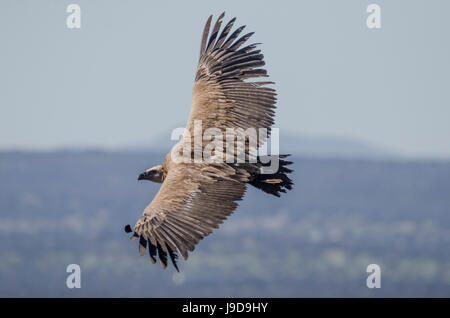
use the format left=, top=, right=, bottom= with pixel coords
left=249, top=154, right=293, bottom=197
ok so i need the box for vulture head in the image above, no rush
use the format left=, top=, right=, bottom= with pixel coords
left=138, top=165, right=164, bottom=183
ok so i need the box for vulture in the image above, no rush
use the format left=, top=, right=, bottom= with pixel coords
left=124, top=12, right=293, bottom=271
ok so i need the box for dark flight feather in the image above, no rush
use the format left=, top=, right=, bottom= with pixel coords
left=167, top=246, right=180, bottom=272
left=124, top=224, right=132, bottom=233
left=157, top=242, right=168, bottom=269
left=148, top=241, right=157, bottom=264
left=130, top=232, right=139, bottom=241
left=199, top=15, right=212, bottom=61
left=138, top=236, right=147, bottom=256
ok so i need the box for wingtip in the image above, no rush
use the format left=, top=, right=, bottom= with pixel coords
left=228, top=16, right=237, bottom=25
left=124, top=224, right=132, bottom=233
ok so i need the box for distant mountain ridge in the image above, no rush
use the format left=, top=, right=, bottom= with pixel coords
left=0, top=132, right=399, bottom=160
left=122, top=130, right=396, bottom=159
left=279, top=134, right=394, bottom=159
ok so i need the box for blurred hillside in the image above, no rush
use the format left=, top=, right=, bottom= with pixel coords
left=0, top=151, right=449, bottom=297
left=122, top=131, right=395, bottom=159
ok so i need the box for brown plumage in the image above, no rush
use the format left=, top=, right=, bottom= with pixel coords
left=126, top=13, right=293, bottom=271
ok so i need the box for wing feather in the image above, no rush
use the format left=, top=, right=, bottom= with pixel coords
left=188, top=14, right=277, bottom=161
left=199, top=15, right=212, bottom=61
left=206, top=12, right=225, bottom=53
left=128, top=163, right=249, bottom=270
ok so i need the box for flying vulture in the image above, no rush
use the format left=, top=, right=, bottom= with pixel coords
left=124, top=13, right=293, bottom=271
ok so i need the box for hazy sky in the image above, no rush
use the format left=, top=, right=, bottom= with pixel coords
left=1, top=0, right=449, bottom=158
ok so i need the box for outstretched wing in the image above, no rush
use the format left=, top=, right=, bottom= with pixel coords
left=185, top=13, right=277, bottom=155
left=125, top=163, right=249, bottom=271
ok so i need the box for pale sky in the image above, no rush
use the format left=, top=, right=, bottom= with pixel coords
left=1, top=0, right=449, bottom=158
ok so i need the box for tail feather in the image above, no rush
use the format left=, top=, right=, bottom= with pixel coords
left=249, top=154, right=294, bottom=197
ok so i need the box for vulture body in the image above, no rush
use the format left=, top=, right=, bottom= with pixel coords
left=125, top=13, right=293, bottom=271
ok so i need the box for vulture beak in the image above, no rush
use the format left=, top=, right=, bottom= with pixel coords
left=138, top=171, right=149, bottom=181
left=137, top=166, right=163, bottom=183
